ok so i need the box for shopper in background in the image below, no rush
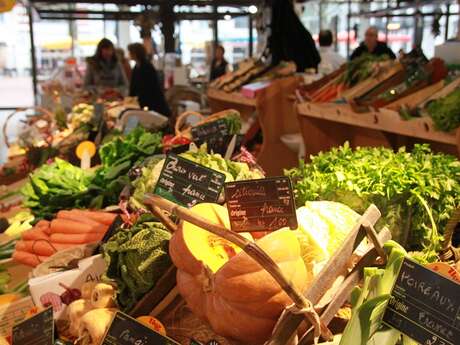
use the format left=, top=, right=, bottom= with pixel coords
left=350, top=26, right=396, bottom=60
left=210, top=45, right=229, bottom=81
left=116, top=48, right=132, bottom=81
left=128, top=43, right=171, bottom=117
left=84, top=38, right=128, bottom=95
left=317, top=30, right=346, bottom=75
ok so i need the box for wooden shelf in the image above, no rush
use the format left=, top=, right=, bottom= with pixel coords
left=207, top=88, right=257, bottom=108
left=297, top=102, right=458, bottom=146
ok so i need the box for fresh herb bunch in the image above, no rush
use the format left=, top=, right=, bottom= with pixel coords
left=426, top=87, right=460, bottom=132
left=90, top=126, right=163, bottom=208
left=221, top=112, right=242, bottom=135
left=285, top=143, right=460, bottom=261
left=340, top=54, right=390, bottom=87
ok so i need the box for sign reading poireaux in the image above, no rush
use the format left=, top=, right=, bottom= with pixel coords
left=102, top=312, right=179, bottom=345
left=154, top=154, right=226, bottom=208
left=225, top=176, right=298, bottom=232
left=12, top=306, right=54, bottom=345
left=383, top=257, right=460, bottom=345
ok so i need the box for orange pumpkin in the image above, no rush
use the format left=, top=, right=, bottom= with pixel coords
left=169, top=203, right=308, bottom=344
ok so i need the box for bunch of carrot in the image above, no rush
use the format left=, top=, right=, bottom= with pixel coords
left=12, top=210, right=117, bottom=267
left=310, top=82, right=346, bottom=103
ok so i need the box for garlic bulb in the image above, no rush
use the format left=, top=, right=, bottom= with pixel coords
left=91, top=283, right=115, bottom=309
left=67, top=299, right=92, bottom=337
left=78, top=308, right=115, bottom=345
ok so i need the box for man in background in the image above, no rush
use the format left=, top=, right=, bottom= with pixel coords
left=317, top=29, right=346, bottom=75
left=350, top=26, right=396, bottom=60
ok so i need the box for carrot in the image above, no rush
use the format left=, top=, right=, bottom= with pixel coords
left=61, top=210, right=117, bottom=226
left=22, top=228, right=50, bottom=241
left=35, top=220, right=50, bottom=229
left=15, top=240, right=75, bottom=256
left=12, top=250, right=45, bottom=267
left=50, top=232, right=105, bottom=244
left=57, top=210, right=110, bottom=229
left=50, top=219, right=106, bottom=235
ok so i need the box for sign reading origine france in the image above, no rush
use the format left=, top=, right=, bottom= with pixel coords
left=383, top=258, right=460, bottom=345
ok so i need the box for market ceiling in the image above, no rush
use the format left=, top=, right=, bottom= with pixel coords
left=28, top=0, right=263, bottom=21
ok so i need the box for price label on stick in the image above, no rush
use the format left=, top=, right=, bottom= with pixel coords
left=382, top=258, right=460, bottom=345
left=154, top=154, right=226, bottom=208
left=101, top=311, right=179, bottom=345
left=225, top=176, right=298, bottom=233
left=12, top=306, right=54, bottom=345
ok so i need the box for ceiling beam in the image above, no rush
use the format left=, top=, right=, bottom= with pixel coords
left=36, top=8, right=250, bottom=21
left=30, top=0, right=262, bottom=6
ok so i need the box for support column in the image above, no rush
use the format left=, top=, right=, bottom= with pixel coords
left=27, top=5, right=38, bottom=105
left=249, top=15, right=253, bottom=57
left=346, top=0, right=351, bottom=57
left=212, top=5, right=218, bottom=52
left=160, top=2, right=175, bottom=53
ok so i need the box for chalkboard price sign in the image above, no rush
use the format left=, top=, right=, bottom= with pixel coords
left=191, top=118, right=230, bottom=140
left=383, top=258, right=460, bottom=345
left=12, top=306, right=54, bottom=345
left=154, top=154, right=226, bottom=208
left=225, top=176, right=298, bottom=232
left=102, top=312, right=180, bottom=345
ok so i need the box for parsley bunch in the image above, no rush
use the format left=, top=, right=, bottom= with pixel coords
left=286, top=143, right=460, bottom=261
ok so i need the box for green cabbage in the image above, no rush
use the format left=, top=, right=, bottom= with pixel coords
left=102, top=215, right=171, bottom=311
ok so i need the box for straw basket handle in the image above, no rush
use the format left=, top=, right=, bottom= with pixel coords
left=3, top=107, right=54, bottom=148
left=174, top=109, right=240, bottom=139
left=143, top=193, right=332, bottom=342
left=440, top=208, right=460, bottom=262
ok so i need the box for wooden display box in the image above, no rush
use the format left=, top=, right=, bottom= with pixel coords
left=296, top=102, right=460, bottom=159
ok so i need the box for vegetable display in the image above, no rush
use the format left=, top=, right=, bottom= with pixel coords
left=21, top=159, right=95, bottom=220
left=340, top=241, right=408, bottom=345
left=169, top=203, right=308, bottom=345
left=286, top=143, right=460, bottom=262
left=12, top=209, right=116, bottom=267
left=426, top=87, right=460, bottom=132
left=90, top=126, right=163, bottom=208
left=102, top=215, right=172, bottom=311
left=130, top=145, right=264, bottom=210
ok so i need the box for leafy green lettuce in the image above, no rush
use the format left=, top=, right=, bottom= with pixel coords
left=21, top=158, right=94, bottom=219
left=130, top=145, right=265, bottom=210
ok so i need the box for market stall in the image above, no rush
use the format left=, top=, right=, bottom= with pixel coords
left=208, top=60, right=301, bottom=176
left=0, top=99, right=458, bottom=345
left=296, top=52, right=460, bottom=158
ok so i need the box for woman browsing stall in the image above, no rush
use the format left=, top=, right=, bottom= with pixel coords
left=128, top=43, right=171, bottom=117
left=84, top=38, right=129, bottom=96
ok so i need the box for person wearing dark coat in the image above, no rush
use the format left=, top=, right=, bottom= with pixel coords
left=350, top=26, right=396, bottom=60
left=210, top=45, right=229, bottom=81
left=127, top=43, right=171, bottom=117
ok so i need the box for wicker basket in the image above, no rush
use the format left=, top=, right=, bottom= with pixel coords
left=143, top=194, right=392, bottom=345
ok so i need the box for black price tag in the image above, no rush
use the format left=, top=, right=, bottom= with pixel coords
left=191, top=118, right=230, bottom=140
left=12, top=306, right=54, bottom=345
left=383, top=258, right=460, bottom=345
left=102, top=312, right=179, bottom=345
left=197, top=134, right=244, bottom=156
left=225, top=176, right=298, bottom=233
left=154, top=154, right=226, bottom=208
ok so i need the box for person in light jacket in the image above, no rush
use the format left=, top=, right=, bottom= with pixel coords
left=317, top=30, right=346, bottom=75
left=84, top=38, right=128, bottom=96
